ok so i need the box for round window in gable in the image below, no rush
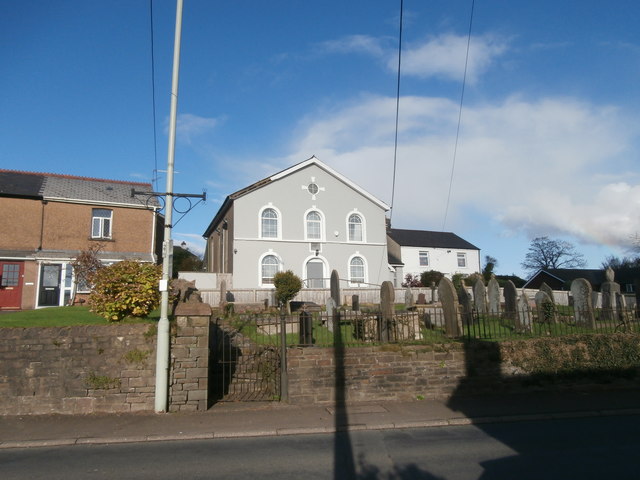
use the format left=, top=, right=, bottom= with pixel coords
left=307, top=183, right=319, bottom=195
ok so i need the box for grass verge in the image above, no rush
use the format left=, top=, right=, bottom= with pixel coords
left=0, top=306, right=161, bottom=328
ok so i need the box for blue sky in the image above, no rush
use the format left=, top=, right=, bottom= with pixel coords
left=2, top=0, right=639, bottom=278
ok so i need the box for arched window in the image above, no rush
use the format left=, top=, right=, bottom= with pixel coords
left=349, top=256, right=365, bottom=285
left=261, top=208, right=278, bottom=238
left=306, top=211, right=322, bottom=240
left=261, top=254, right=280, bottom=285
left=348, top=213, right=363, bottom=242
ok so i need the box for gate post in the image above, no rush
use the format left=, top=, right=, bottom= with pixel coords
left=169, top=302, right=212, bottom=411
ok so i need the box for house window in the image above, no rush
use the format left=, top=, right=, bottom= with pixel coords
left=419, top=251, right=429, bottom=267
left=91, top=209, right=112, bottom=239
left=348, top=214, right=363, bottom=242
left=261, top=208, right=278, bottom=238
left=625, top=283, right=635, bottom=293
left=261, top=255, right=280, bottom=285
left=1, top=264, right=20, bottom=287
left=306, top=211, right=322, bottom=240
left=457, top=252, right=467, bottom=268
left=349, top=256, right=365, bottom=285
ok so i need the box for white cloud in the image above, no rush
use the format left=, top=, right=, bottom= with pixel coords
left=319, top=33, right=508, bottom=83
left=284, top=94, right=639, bottom=249
left=398, top=34, right=508, bottom=83
left=321, top=34, right=388, bottom=58
left=169, top=113, right=221, bottom=145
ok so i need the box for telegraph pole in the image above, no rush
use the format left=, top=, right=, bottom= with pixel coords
left=155, top=0, right=183, bottom=413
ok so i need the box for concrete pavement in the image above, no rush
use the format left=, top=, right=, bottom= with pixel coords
left=1, top=389, right=639, bottom=449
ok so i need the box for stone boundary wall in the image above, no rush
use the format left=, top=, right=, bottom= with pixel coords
left=0, top=324, right=158, bottom=415
left=286, top=341, right=639, bottom=405
left=287, top=345, right=466, bottom=404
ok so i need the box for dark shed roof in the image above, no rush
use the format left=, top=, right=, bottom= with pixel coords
left=387, top=228, right=479, bottom=250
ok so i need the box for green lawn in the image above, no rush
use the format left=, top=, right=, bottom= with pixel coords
left=0, top=306, right=160, bottom=328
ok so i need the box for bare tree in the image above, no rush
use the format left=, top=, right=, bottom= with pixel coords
left=601, top=254, right=640, bottom=271
left=521, top=236, right=586, bottom=275
left=70, top=243, right=104, bottom=305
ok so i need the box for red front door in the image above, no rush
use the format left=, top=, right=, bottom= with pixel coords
left=0, top=262, right=24, bottom=309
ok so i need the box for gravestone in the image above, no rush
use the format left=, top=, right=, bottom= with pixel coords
left=351, top=294, right=360, bottom=312
left=570, top=278, right=595, bottom=328
left=503, top=280, right=518, bottom=322
left=325, top=297, right=336, bottom=332
left=437, top=277, right=462, bottom=337
left=534, top=290, right=555, bottom=324
left=219, top=279, right=227, bottom=308
left=330, top=269, right=340, bottom=307
left=600, top=267, right=620, bottom=321
left=298, top=310, right=313, bottom=345
left=379, top=281, right=395, bottom=342
left=405, top=288, right=414, bottom=309
left=430, top=282, right=437, bottom=304
left=539, top=282, right=555, bottom=304
left=416, top=293, right=427, bottom=305
left=329, top=269, right=341, bottom=334
left=457, top=285, right=474, bottom=327
left=487, top=275, right=501, bottom=316
left=473, top=277, right=487, bottom=315
left=516, top=293, right=532, bottom=332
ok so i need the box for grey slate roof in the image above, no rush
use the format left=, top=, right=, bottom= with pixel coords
left=387, top=228, right=479, bottom=250
left=0, top=170, right=157, bottom=207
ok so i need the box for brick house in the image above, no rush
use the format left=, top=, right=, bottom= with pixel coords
left=0, top=170, right=162, bottom=310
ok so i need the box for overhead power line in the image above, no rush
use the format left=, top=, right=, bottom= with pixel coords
left=389, top=0, right=404, bottom=225
left=149, top=0, right=159, bottom=191
left=442, top=0, right=475, bottom=231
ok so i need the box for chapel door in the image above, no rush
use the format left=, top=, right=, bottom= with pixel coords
left=38, top=264, right=62, bottom=307
left=0, top=262, right=23, bottom=309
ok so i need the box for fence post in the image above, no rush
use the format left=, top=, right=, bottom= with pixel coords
left=279, top=311, right=288, bottom=402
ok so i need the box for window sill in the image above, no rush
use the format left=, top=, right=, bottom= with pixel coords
left=89, top=237, right=114, bottom=242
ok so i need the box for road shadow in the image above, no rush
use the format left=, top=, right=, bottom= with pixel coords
left=332, top=309, right=445, bottom=480
left=446, top=339, right=640, bottom=479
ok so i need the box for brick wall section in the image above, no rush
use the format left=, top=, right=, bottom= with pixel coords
left=169, top=303, right=211, bottom=412
left=0, top=324, right=157, bottom=415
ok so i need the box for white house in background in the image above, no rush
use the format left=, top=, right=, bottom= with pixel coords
left=203, top=156, right=392, bottom=290
left=386, top=228, right=481, bottom=282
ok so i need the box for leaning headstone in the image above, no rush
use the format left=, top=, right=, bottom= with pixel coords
left=600, top=267, right=620, bottom=321
left=503, top=280, right=518, bottom=322
left=404, top=288, right=414, bottom=309
left=437, top=277, right=462, bottom=337
left=487, top=275, right=501, bottom=316
left=570, top=278, right=595, bottom=328
left=330, top=269, right=340, bottom=307
left=416, top=293, right=427, bottom=305
left=351, top=294, right=360, bottom=312
left=539, top=282, right=555, bottom=304
left=516, top=293, right=532, bottom=333
left=535, top=290, right=555, bottom=324
left=473, top=278, right=487, bottom=315
left=379, top=281, right=395, bottom=342
left=457, top=285, right=474, bottom=327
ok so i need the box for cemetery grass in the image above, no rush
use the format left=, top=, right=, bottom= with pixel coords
left=0, top=306, right=161, bottom=328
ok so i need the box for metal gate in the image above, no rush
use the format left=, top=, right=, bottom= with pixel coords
left=210, top=318, right=281, bottom=402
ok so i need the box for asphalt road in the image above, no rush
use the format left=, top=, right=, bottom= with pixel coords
left=2, top=414, right=639, bottom=480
